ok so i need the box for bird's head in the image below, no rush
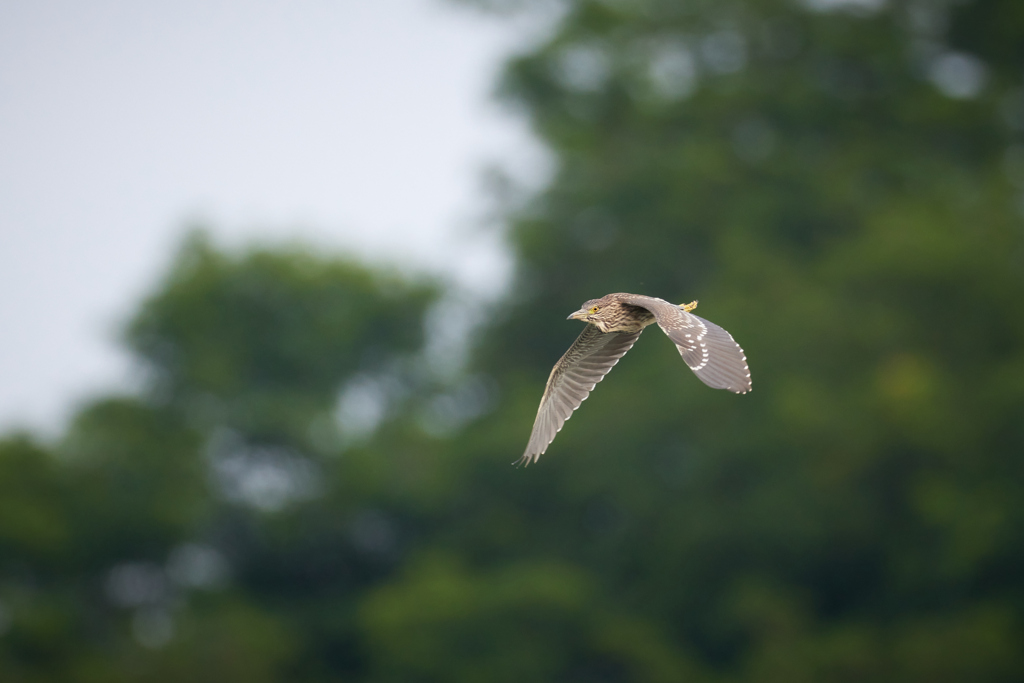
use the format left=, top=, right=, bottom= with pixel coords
left=567, top=295, right=644, bottom=333
left=567, top=297, right=607, bottom=322
left=568, top=293, right=656, bottom=333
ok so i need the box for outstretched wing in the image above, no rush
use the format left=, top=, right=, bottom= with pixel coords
left=621, top=295, right=751, bottom=394
left=520, top=325, right=643, bottom=466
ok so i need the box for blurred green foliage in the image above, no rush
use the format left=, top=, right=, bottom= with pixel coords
left=2, top=0, right=1024, bottom=680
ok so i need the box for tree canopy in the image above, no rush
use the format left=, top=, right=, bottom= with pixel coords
left=2, top=1, right=1023, bottom=681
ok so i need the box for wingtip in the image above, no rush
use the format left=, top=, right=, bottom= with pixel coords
left=514, top=452, right=537, bottom=467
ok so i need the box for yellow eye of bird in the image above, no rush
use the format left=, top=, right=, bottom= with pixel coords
left=589, top=306, right=600, bottom=314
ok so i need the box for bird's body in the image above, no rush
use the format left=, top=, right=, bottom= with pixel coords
left=519, top=293, right=750, bottom=466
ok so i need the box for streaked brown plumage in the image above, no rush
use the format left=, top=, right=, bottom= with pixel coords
left=519, top=293, right=751, bottom=466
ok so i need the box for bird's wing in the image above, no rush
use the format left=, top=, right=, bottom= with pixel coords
left=519, top=325, right=643, bottom=466
left=621, top=295, right=751, bottom=394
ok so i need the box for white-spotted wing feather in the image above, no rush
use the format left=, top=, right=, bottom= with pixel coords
left=621, top=296, right=751, bottom=394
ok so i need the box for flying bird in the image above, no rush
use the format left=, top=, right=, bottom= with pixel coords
left=519, top=293, right=751, bottom=465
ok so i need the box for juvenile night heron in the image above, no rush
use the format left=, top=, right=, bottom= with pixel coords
left=519, top=293, right=751, bottom=466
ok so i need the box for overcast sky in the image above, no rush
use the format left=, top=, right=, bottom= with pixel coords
left=0, top=0, right=551, bottom=435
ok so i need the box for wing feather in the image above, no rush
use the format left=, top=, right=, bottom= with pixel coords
left=621, top=295, right=751, bottom=394
left=519, top=325, right=642, bottom=465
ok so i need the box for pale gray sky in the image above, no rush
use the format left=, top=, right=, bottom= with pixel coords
left=0, top=0, right=551, bottom=435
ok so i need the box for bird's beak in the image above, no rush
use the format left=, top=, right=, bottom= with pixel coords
left=567, top=309, right=587, bottom=321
